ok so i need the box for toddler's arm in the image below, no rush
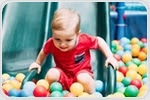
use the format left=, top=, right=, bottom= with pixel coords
left=28, top=49, right=48, bottom=73
left=97, top=37, right=118, bottom=69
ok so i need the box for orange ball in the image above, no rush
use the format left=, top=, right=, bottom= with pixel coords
left=138, top=64, right=147, bottom=75
left=10, top=80, right=21, bottom=90
left=122, top=53, right=132, bottom=63
left=2, top=83, right=13, bottom=92
left=132, top=44, right=140, bottom=50
left=131, top=48, right=140, bottom=57
left=138, top=52, right=147, bottom=61
left=70, top=82, right=84, bottom=96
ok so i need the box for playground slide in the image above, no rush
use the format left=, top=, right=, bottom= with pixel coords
left=2, top=2, right=116, bottom=96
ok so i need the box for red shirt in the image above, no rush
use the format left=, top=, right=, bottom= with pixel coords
left=43, top=33, right=99, bottom=76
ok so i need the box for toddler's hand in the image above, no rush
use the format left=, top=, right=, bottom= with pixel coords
left=105, top=56, right=118, bottom=70
left=28, top=62, right=41, bottom=74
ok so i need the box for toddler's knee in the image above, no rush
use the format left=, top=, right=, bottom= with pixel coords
left=45, top=68, right=60, bottom=81
left=77, top=73, right=93, bottom=85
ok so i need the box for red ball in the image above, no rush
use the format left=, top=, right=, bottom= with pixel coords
left=130, top=79, right=142, bottom=89
left=64, top=93, right=75, bottom=97
left=47, top=91, right=50, bottom=97
left=118, top=66, right=128, bottom=76
left=141, top=38, right=147, bottom=43
left=3, top=89, right=8, bottom=96
left=113, top=54, right=121, bottom=61
left=33, top=86, right=47, bottom=97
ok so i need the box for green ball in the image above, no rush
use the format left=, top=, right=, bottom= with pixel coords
left=122, top=77, right=131, bottom=87
left=125, top=61, right=134, bottom=67
left=124, top=85, right=139, bottom=97
left=138, top=41, right=144, bottom=48
left=132, top=58, right=141, bottom=66
left=50, top=82, right=63, bottom=92
left=142, top=73, right=147, bottom=78
left=111, top=41, right=117, bottom=49
left=50, top=91, right=63, bottom=97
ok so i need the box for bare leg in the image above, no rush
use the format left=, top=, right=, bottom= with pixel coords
left=45, top=68, right=60, bottom=84
left=77, top=73, right=95, bottom=94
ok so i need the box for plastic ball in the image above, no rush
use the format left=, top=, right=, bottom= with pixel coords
left=142, top=47, right=147, bottom=54
left=124, top=85, right=139, bottom=97
left=142, top=78, right=147, bottom=84
left=3, top=89, right=8, bottom=95
left=130, top=79, right=142, bottom=89
left=33, top=86, right=47, bottom=97
left=126, top=70, right=137, bottom=80
left=10, top=80, right=21, bottom=90
left=116, top=82, right=124, bottom=90
left=117, top=71, right=124, bottom=82
left=78, top=92, right=89, bottom=97
left=64, top=92, right=75, bottom=97
left=125, top=61, right=134, bottom=67
left=95, top=80, right=104, bottom=93
left=136, top=74, right=142, bottom=81
left=140, top=38, right=147, bottom=43
left=16, top=73, right=25, bottom=82
left=132, top=44, right=140, bottom=50
left=138, top=64, right=147, bottom=75
left=138, top=52, right=146, bottom=61
left=132, top=58, right=141, bottom=66
left=116, top=50, right=124, bottom=57
left=2, top=83, right=13, bottom=92
left=140, top=84, right=147, bottom=92
left=70, top=82, right=84, bottom=96
left=131, top=37, right=139, bottom=45
left=118, top=61, right=125, bottom=67
left=131, top=48, right=140, bottom=57
left=116, top=87, right=126, bottom=93
left=19, top=88, right=33, bottom=97
left=23, top=81, right=36, bottom=92
left=8, top=89, right=20, bottom=97
left=122, top=53, right=132, bottom=63
left=124, top=44, right=131, bottom=51
left=128, top=64, right=138, bottom=72
left=122, top=77, right=131, bottom=87
left=120, top=37, right=130, bottom=44
left=50, top=82, right=63, bottom=92
left=62, top=90, right=69, bottom=96
left=142, top=73, right=147, bottom=79
left=92, top=92, right=103, bottom=97
left=36, top=79, right=49, bottom=90
left=2, top=73, right=10, bottom=80
left=138, top=41, right=144, bottom=48
left=118, top=66, right=128, bottom=76
left=113, top=92, right=125, bottom=97
left=50, top=91, right=63, bottom=97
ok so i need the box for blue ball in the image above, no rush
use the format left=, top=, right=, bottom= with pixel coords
left=124, top=44, right=131, bottom=51
left=142, top=78, right=147, bottom=84
left=8, top=89, right=20, bottom=97
left=19, top=89, right=33, bottom=97
left=23, top=81, right=36, bottom=92
left=95, top=80, right=104, bottom=93
left=116, top=82, right=124, bottom=90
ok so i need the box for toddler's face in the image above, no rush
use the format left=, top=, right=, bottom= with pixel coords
left=52, top=30, right=78, bottom=52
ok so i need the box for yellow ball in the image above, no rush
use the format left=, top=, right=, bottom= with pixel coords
left=2, top=83, right=13, bottom=92
left=10, top=80, right=21, bottom=90
left=140, top=85, right=147, bottom=92
left=126, top=70, right=137, bottom=80
left=138, top=51, right=147, bottom=61
left=36, top=79, right=49, bottom=90
left=70, top=82, right=84, bottom=96
left=131, top=37, right=139, bottom=45
left=138, top=64, right=147, bottom=75
left=16, top=73, right=25, bottom=82
left=136, top=74, right=142, bottom=80
left=138, top=91, right=146, bottom=97
left=128, top=64, right=138, bottom=71
left=113, top=92, right=125, bottom=97
left=2, top=73, right=10, bottom=80
left=117, top=71, right=124, bottom=82
left=122, top=53, right=132, bottom=63
left=78, top=92, right=89, bottom=97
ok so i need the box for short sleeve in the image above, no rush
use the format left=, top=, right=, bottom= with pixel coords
left=43, top=38, right=53, bottom=54
left=81, top=34, right=99, bottom=49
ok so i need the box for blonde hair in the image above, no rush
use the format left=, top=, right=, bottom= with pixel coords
left=51, top=9, right=80, bottom=33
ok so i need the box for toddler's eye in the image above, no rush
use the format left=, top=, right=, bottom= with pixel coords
left=55, top=38, right=60, bottom=41
left=66, top=39, right=72, bottom=42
